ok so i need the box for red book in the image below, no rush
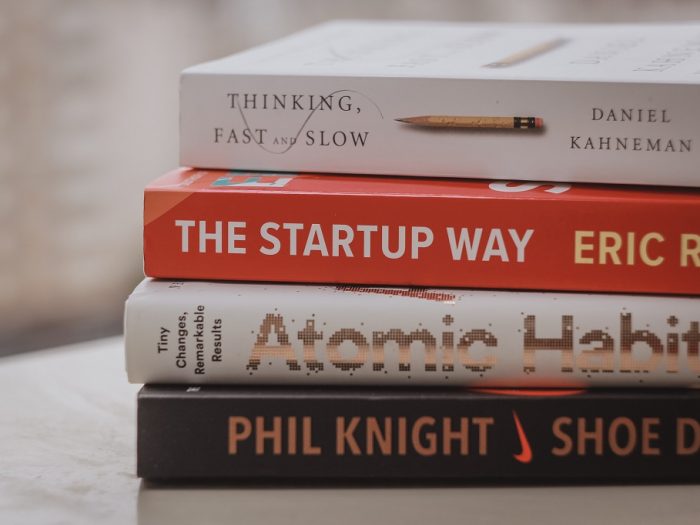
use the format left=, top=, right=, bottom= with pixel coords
left=144, top=169, right=700, bottom=294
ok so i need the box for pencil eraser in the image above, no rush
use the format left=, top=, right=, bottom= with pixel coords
left=535, top=117, right=544, bottom=128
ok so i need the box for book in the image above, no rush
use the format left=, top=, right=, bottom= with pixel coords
left=143, top=169, right=700, bottom=295
left=137, top=385, right=700, bottom=480
left=181, top=21, right=700, bottom=187
left=124, top=278, right=700, bottom=386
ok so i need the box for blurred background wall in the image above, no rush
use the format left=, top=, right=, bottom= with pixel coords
left=2, top=0, right=700, bottom=356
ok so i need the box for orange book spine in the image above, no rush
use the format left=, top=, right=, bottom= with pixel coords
left=144, top=169, right=700, bottom=294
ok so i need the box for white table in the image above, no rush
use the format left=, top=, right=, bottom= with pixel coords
left=1, top=337, right=699, bottom=525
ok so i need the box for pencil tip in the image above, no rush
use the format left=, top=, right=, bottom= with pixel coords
left=395, top=118, right=407, bottom=123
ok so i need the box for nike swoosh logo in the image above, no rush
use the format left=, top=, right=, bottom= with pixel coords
left=512, top=411, right=533, bottom=464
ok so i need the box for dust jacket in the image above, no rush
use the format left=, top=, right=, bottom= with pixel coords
left=125, top=279, right=700, bottom=386
left=181, top=21, right=700, bottom=186
left=137, top=386, right=700, bottom=480
left=143, top=169, right=700, bottom=294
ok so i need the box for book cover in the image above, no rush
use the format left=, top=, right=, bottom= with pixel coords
left=143, top=169, right=700, bottom=295
left=137, top=386, right=700, bottom=480
left=124, top=279, right=700, bottom=386
left=181, top=21, right=700, bottom=186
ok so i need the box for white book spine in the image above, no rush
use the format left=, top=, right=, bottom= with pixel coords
left=179, top=22, right=700, bottom=186
left=125, top=279, right=700, bottom=386
left=180, top=75, right=700, bottom=186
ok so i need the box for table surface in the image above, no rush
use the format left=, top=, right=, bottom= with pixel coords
left=1, top=337, right=700, bottom=525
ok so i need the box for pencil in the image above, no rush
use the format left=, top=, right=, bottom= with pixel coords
left=395, top=116, right=544, bottom=129
left=483, top=38, right=568, bottom=68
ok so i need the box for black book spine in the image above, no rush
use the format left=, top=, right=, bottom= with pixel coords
left=138, top=386, right=700, bottom=481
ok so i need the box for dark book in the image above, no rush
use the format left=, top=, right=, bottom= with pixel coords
left=138, top=386, right=700, bottom=481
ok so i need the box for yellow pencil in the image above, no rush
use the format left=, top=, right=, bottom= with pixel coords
left=395, top=115, right=544, bottom=129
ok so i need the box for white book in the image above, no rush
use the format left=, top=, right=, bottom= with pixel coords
left=181, top=20, right=700, bottom=186
left=125, top=279, right=700, bottom=386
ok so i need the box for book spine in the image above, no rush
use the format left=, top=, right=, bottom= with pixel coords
left=124, top=279, right=700, bottom=386
left=180, top=74, right=700, bottom=186
left=137, top=386, right=700, bottom=480
left=143, top=177, right=700, bottom=295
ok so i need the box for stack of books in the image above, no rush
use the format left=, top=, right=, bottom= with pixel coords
left=125, top=21, right=700, bottom=481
